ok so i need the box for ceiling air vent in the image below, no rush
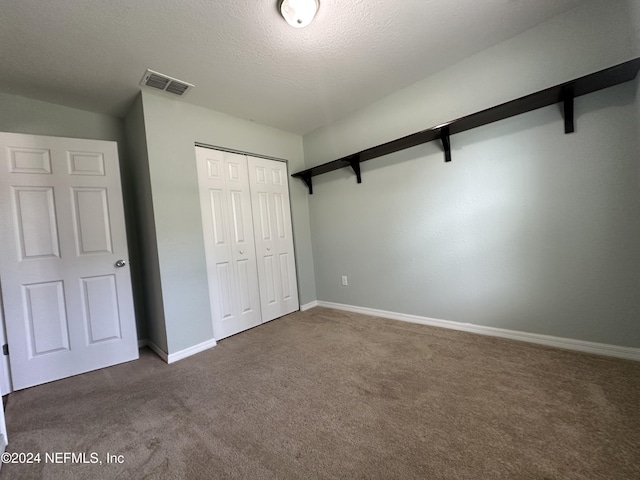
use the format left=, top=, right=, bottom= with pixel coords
left=139, top=69, right=194, bottom=97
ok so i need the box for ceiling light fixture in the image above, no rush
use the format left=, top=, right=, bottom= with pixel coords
left=279, top=0, right=319, bottom=28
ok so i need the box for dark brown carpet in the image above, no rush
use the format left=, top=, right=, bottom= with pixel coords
left=3, top=307, right=640, bottom=479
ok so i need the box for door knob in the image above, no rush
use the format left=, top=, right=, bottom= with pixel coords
left=115, top=259, right=126, bottom=268
left=239, top=250, right=244, bottom=255
left=266, top=247, right=271, bottom=251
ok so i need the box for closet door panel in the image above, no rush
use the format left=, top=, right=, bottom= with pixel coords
left=248, top=156, right=299, bottom=321
left=224, top=153, right=262, bottom=333
left=196, top=148, right=261, bottom=339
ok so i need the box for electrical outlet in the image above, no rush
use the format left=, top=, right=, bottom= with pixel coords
left=341, top=275, right=348, bottom=286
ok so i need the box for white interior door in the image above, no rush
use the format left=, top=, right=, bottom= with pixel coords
left=0, top=132, right=139, bottom=390
left=195, top=148, right=262, bottom=339
left=247, top=156, right=299, bottom=321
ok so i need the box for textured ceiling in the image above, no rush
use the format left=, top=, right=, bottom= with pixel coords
left=0, top=0, right=587, bottom=135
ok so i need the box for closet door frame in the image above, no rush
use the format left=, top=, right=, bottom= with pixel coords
left=195, top=146, right=300, bottom=340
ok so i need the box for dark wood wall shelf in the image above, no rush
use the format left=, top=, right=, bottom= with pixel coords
left=292, top=58, right=640, bottom=194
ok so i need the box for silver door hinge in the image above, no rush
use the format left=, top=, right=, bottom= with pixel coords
left=2, top=344, right=7, bottom=356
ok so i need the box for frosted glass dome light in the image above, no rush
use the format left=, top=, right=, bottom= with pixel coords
left=280, top=0, right=319, bottom=28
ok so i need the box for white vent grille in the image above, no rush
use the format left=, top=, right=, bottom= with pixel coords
left=139, top=69, right=193, bottom=96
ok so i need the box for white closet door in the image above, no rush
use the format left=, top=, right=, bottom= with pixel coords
left=248, top=156, right=299, bottom=321
left=0, top=132, right=139, bottom=390
left=195, top=148, right=262, bottom=339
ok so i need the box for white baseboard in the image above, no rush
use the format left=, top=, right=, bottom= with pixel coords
left=145, top=340, right=168, bottom=362
left=167, top=338, right=217, bottom=364
left=300, top=300, right=319, bottom=311
left=315, top=301, right=640, bottom=362
left=145, top=338, right=217, bottom=364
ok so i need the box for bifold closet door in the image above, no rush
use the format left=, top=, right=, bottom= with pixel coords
left=247, top=156, right=300, bottom=321
left=195, top=148, right=262, bottom=339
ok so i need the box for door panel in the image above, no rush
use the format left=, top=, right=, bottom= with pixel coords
left=274, top=193, right=286, bottom=239
left=209, top=189, right=227, bottom=245
left=196, top=148, right=262, bottom=339
left=8, top=147, right=51, bottom=173
left=67, top=151, right=105, bottom=176
left=230, top=191, right=246, bottom=243
left=257, top=192, right=271, bottom=240
left=13, top=186, right=60, bottom=259
left=236, top=259, right=253, bottom=312
left=248, top=156, right=299, bottom=321
left=216, top=262, right=234, bottom=320
left=279, top=253, right=292, bottom=300
left=263, top=255, right=277, bottom=305
left=71, top=187, right=112, bottom=254
left=81, top=274, right=122, bottom=344
left=0, top=132, right=139, bottom=391
left=23, top=280, right=70, bottom=355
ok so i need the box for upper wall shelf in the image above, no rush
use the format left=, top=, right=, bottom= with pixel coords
left=292, top=58, right=640, bottom=194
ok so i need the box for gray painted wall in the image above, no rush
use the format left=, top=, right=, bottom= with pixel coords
left=0, top=92, right=147, bottom=340
left=304, top=0, right=640, bottom=166
left=124, top=94, right=166, bottom=350
left=0, top=92, right=125, bottom=145
left=140, top=91, right=315, bottom=354
left=302, top=0, right=640, bottom=347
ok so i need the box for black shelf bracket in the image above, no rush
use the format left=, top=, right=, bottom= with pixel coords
left=440, top=126, right=452, bottom=162
left=562, top=85, right=575, bottom=134
left=301, top=173, right=313, bottom=195
left=349, top=155, right=362, bottom=183
left=292, top=58, right=640, bottom=194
